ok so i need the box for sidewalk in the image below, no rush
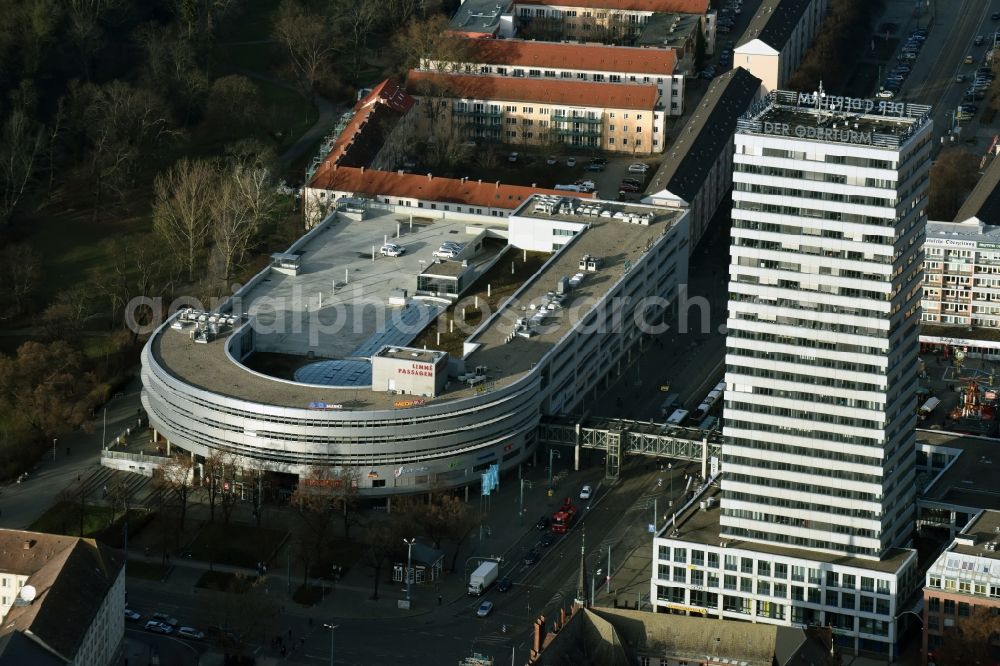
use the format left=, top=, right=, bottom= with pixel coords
left=0, top=375, right=144, bottom=530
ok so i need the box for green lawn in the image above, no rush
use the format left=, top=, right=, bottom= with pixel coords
left=29, top=501, right=118, bottom=537
left=185, top=522, right=288, bottom=568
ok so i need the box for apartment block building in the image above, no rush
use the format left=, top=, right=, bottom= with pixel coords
left=421, top=38, right=686, bottom=115
left=653, top=89, right=934, bottom=658
left=513, top=0, right=714, bottom=54
left=922, top=509, right=1000, bottom=663
left=406, top=70, right=666, bottom=154
left=735, top=0, right=829, bottom=93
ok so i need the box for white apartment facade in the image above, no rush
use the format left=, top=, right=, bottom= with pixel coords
left=724, top=89, right=931, bottom=559
left=653, top=89, right=933, bottom=659
left=421, top=40, right=686, bottom=115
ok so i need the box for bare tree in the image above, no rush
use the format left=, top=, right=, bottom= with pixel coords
left=392, top=16, right=474, bottom=74
left=934, top=606, right=1000, bottom=664
left=0, top=110, right=44, bottom=227
left=363, top=522, right=400, bottom=601
left=0, top=243, right=41, bottom=318
left=153, top=454, right=196, bottom=541
left=273, top=0, right=338, bottom=99
left=201, top=450, right=234, bottom=523
left=328, top=467, right=362, bottom=538
left=334, top=0, right=380, bottom=83
left=153, top=158, right=216, bottom=282
left=211, top=161, right=276, bottom=281
left=290, top=467, right=340, bottom=585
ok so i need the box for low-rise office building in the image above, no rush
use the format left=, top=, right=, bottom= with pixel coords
left=141, top=195, right=690, bottom=500
left=421, top=38, right=686, bottom=115
left=922, top=509, right=1000, bottom=663
left=734, top=0, right=829, bottom=93
left=406, top=70, right=666, bottom=154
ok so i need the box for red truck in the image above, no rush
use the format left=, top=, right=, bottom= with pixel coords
left=550, top=498, right=578, bottom=534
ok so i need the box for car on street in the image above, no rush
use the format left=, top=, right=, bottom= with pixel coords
left=536, top=515, right=550, bottom=530
left=566, top=157, right=577, bottom=167
left=508, top=152, right=519, bottom=163
left=152, top=613, right=179, bottom=628
left=540, top=532, right=556, bottom=547
left=177, top=627, right=205, bottom=640
left=957, top=74, right=966, bottom=83
left=992, top=12, right=1000, bottom=20
left=476, top=601, right=494, bottom=617
left=976, top=35, right=985, bottom=46
left=124, top=609, right=141, bottom=622
left=546, top=155, right=557, bottom=165
left=966, top=55, right=975, bottom=64
left=523, top=548, right=540, bottom=565
left=145, top=621, right=174, bottom=635
left=579, top=485, right=593, bottom=500
left=628, top=163, right=650, bottom=174
left=380, top=243, right=405, bottom=257
left=876, top=89, right=895, bottom=99
left=497, top=578, right=512, bottom=592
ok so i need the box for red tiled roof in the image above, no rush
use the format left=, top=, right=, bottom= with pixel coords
left=308, top=166, right=595, bottom=209
left=514, top=0, right=709, bottom=11
left=461, top=39, right=677, bottom=75
left=326, top=79, right=414, bottom=169
left=406, top=71, right=659, bottom=110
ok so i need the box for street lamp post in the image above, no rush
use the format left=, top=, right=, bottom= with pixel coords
left=52, top=438, right=57, bottom=461
left=403, top=538, right=416, bottom=605
left=591, top=568, right=603, bottom=607
left=322, top=623, right=338, bottom=666
left=519, top=478, right=525, bottom=525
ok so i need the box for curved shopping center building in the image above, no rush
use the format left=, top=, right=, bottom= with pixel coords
left=141, top=195, right=689, bottom=498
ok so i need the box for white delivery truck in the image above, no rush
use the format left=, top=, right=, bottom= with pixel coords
left=468, top=561, right=499, bottom=595
left=918, top=396, right=941, bottom=420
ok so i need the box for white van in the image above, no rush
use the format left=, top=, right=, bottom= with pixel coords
left=554, top=184, right=582, bottom=192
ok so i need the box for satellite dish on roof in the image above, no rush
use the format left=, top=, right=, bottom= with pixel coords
left=19, top=585, right=36, bottom=603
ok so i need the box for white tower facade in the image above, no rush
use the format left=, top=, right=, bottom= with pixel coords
left=721, top=89, right=933, bottom=559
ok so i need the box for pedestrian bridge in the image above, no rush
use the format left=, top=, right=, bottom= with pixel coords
left=537, top=417, right=722, bottom=481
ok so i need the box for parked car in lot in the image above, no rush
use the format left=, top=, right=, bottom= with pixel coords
left=433, top=247, right=459, bottom=259
left=628, top=163, right=650, bottom=174
left=586, top=162, right=605, bottom=172
left=566, top=157, right=577, bottom=167
left=961, top=104, right=979, bottom=113
left=618, top=182, right=641, bottom=193
left=380, top=243, right=405, bottom=257
left=546, top=155, right=557, bottom=165
left=476, top=601, right=494, bottom=617
left=508, top=151, right=519, bottom=163
left=573, top=179, right=597, bottom=192
left=876, top=89, right=896, bottom=99
left=620, top=178, right=642, bottom=189
left=152, top=613, right=179, bottom=628
left=145, top=621, right=174, bottom=635
left=177, top=627, right=205, bottom=640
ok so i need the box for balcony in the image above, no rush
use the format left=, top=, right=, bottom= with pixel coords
left=453, top=108, right=502, bottom=118
left=554, top=124, right=602, bottom=138
left=552, top=114, right=602, bottom=124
